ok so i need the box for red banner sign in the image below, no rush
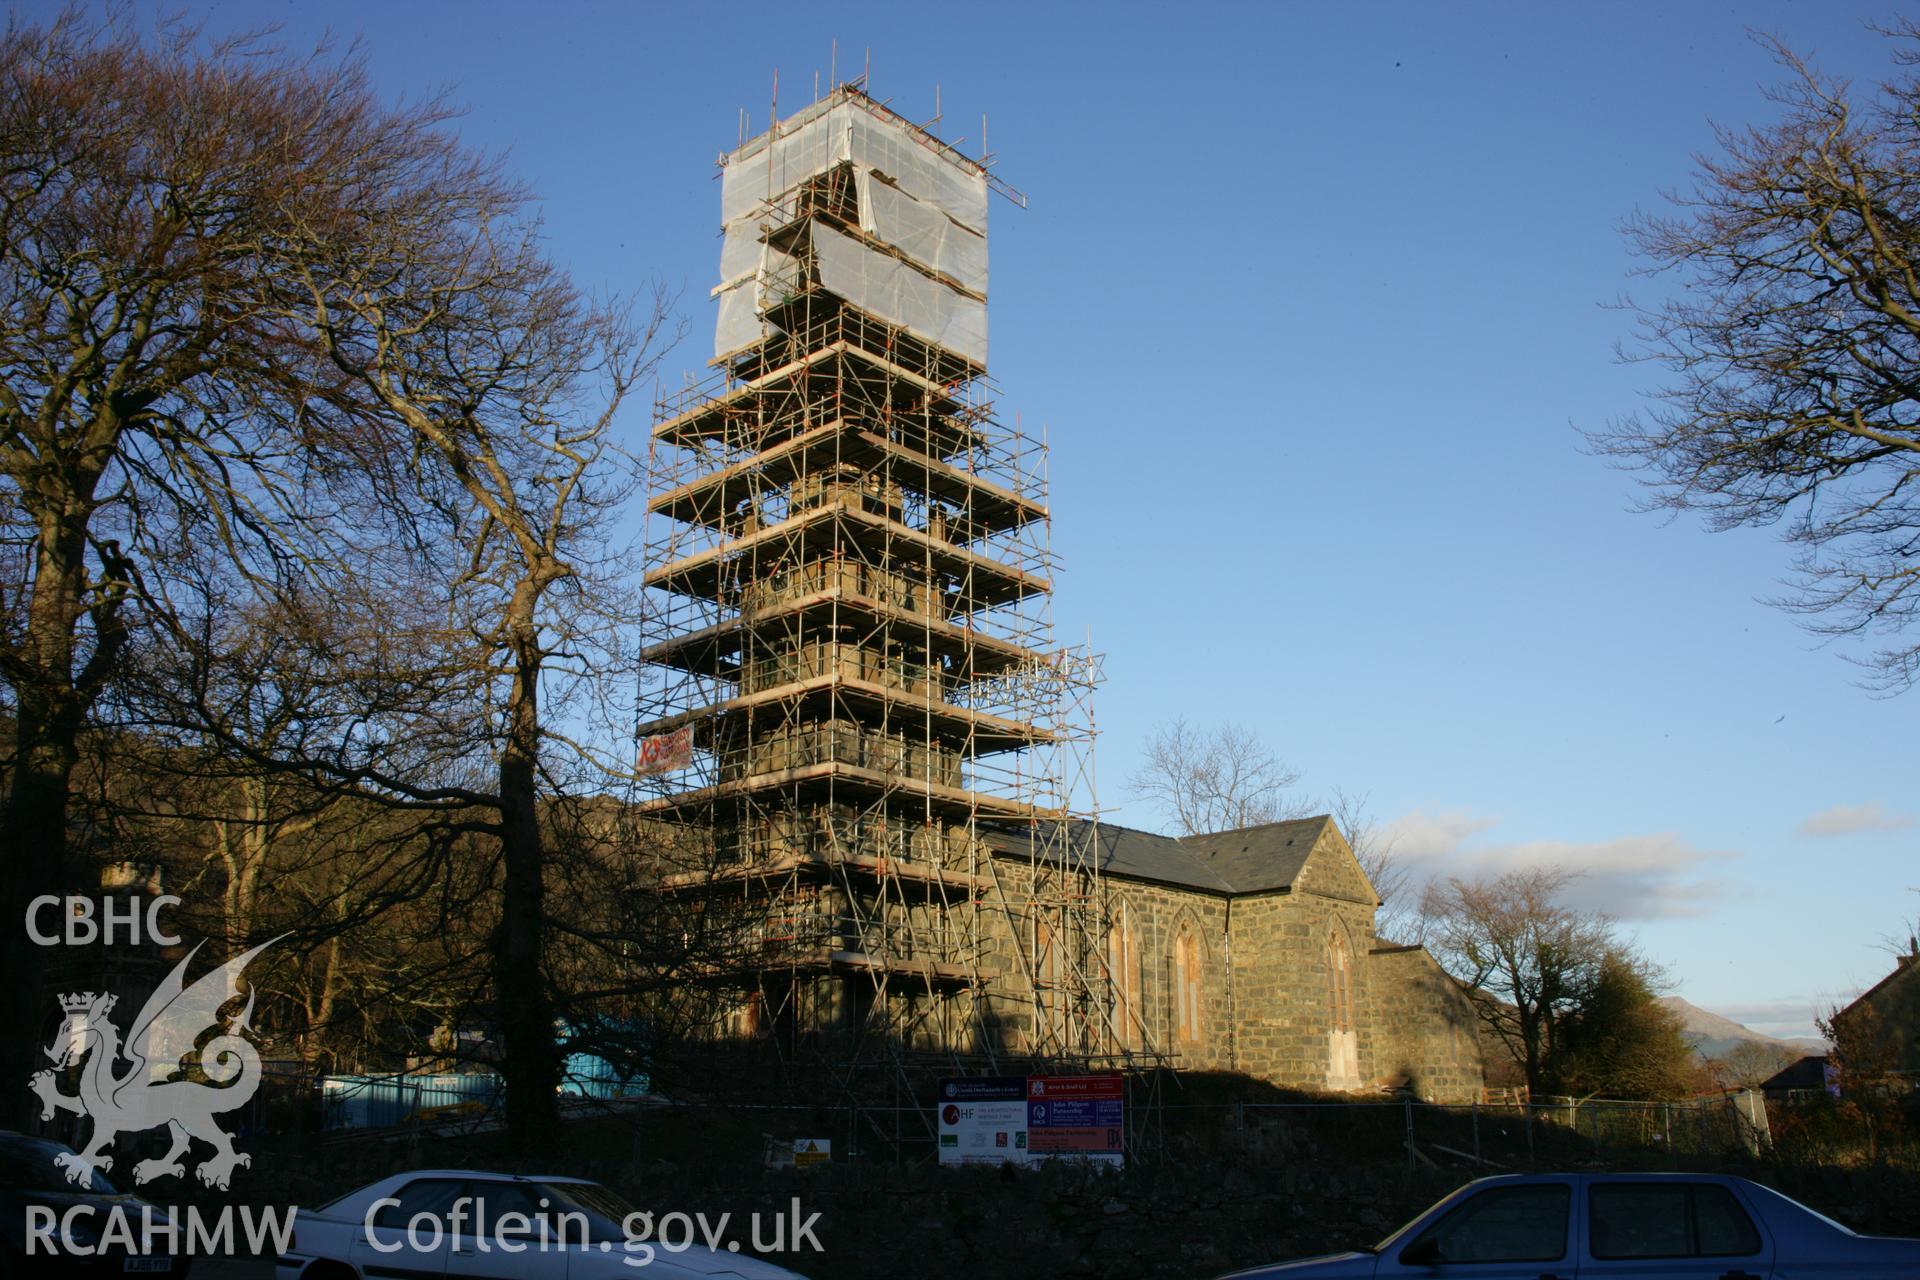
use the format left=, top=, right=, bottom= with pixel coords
left=637, top=725, right=694, bottom=775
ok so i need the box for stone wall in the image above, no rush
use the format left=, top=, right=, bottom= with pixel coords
left=1364, top=947, right=1485, bottom=1102
left=1020, top=819, right=1483, bottom=1100
left=972, top=859, right=1236, bottom=1061
left=1098, top=875, right=1233, bottom=1067
left=1226, top=889, right=1377, bottom=1088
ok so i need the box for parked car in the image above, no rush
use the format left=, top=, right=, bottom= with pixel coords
left=0, top=1130, right=190, bottom=1277
left=1217, top=1171, right=1920, bottom=1279
left=275, top=1168, right=809, bottom=1279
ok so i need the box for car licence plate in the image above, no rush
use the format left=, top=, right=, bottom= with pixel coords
left=123, top=1258, right=173, bottom=1274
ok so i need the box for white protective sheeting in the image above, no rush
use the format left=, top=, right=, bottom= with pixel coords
left=715, top=96, right=990, bottom=362
left=845, top=109, right=987, bottom=236
left=721, top=100, right=988, bottom=236
left=858, top=173, right=987, bottom=297
left=713, top=280, right=761, bottom=359
left=713, top=245, right=802, bottom=359
left=724, top=171, right=985, bottom=300
left=721, top=101, right=847, bottom=228
left=811, top=223, right=987, bottom=366
left=717, top=220, right=768, bottom=290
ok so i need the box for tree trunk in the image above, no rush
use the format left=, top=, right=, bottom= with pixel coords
left=217, top=776, right=271, bottom=952
left=1520, top=1010, right=1546, bottom=1099
left=494, top=614, right=558, bottom=1148
left=0, top=523, right=106, bottom=1126
left=0, top=724, right=75, bottom=1126
left=300, top=922, right=345, bottom=1073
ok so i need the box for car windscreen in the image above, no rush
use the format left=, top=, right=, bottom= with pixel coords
left=540, top=1181, right=637, bottom=1243
left=1374, top=1187, right=1468, bottom=1253
left=0, top=1140, right=116, bottom=1193
left=542, top=1181, right=635, bottom=1218
left=1403, top=1183, right=1571, bottom=1264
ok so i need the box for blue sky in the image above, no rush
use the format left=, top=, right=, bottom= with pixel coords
left=72, top=1, right=1918, bottom=1040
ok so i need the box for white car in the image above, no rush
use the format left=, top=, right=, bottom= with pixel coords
left=274, top=1168, right=810, bottom=1280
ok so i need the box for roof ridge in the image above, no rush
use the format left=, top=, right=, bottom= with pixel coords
left=1086, top=817, right=1174, bottom=839
left=1843, top=954, right=1920, bottom=1017
left=1184, top=814, right=1332, bottom=841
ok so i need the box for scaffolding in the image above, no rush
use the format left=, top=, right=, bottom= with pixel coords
left=638, top=84, right=1161, bottom=1113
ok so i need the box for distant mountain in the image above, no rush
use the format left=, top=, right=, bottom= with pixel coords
left=1656, top=996, right=1825, bottom=1062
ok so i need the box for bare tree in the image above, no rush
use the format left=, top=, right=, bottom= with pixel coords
left=90, top=580, right=504, bottom=1074
left=1706, top=1039, right=1800, bottom=1092
left=297, top=169, right=675, bottom=1142
left=1878, top=887, right=1920, bottom=960
left=0, top=13, right=475, bottom=1118
left=1127, top=723, right=1421, bottom=939
left=1421, top=867, right=1662, bottom=1097
left=1593, top=28, right=1920, bottom=691
left=0, top=10, right=679, bottom=1147
left=1127, top=718, right=1305, bottom=836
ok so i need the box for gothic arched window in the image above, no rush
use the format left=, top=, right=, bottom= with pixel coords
left=1106, top=902, right=1141, bottom=1051
left=1030, top=911, right=1060, bottom=1052
left=1173, top=926, right=1203, bottom=1048
left=1327, top=930, right=1354, bottom=1033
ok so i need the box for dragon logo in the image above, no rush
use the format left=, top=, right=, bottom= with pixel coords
left=29, top=938, right=278, bottom=1190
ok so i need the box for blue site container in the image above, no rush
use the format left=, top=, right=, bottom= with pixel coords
left=321, top=1059, right=647, bottom=1130
left=321, top=1073, right=502, bottom=1130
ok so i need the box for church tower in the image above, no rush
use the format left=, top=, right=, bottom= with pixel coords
left=637, top=85, right=1108, bottom=1072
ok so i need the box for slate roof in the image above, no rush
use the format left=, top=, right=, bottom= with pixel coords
left=981, top=815, right=1339, bottom=897
left=1760, top=1055, right=1831, bottom=1094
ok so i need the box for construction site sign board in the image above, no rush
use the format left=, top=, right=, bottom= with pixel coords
left=936, top=1076, right=1030, bottom=1165
left=1027, top=1074, right=1124, bottom=1165
left=792, top=1138, right=831, bottom=1168
left=936, top=1074, right=1124, bottom=1167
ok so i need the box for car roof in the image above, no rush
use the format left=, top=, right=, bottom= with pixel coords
left=378, top=1169, right=596, bottom=1185
left=0, top=1131, right=61, bottom=1145
left=1464, top=1171, right=1745, bottom=1185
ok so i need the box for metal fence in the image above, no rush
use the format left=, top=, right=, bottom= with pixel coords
left=446, top=1090, right=1773, bottom=1173
left=1523, top=1092, right=1770, bottom=1159
left=1209, top=1092, right=1770, bottom=1172
left=132, top=1074, right=1773, bottom=1173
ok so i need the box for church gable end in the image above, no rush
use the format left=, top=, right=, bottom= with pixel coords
left=982, top=816, right=1483, bottom=1101
left=1293, top=823, right=1380, bottom=909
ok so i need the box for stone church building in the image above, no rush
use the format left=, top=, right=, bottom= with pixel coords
left=982, top=816, right=1486, bottom=1103
left=681, top=809, right=1487, bottom=1105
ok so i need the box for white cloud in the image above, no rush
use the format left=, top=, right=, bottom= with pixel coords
left=1383, top=808, right=1739, bottom=922
left=1796, top=803, right=1915, bottom=838
left=1383, top=808, right=1499, bottom=860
